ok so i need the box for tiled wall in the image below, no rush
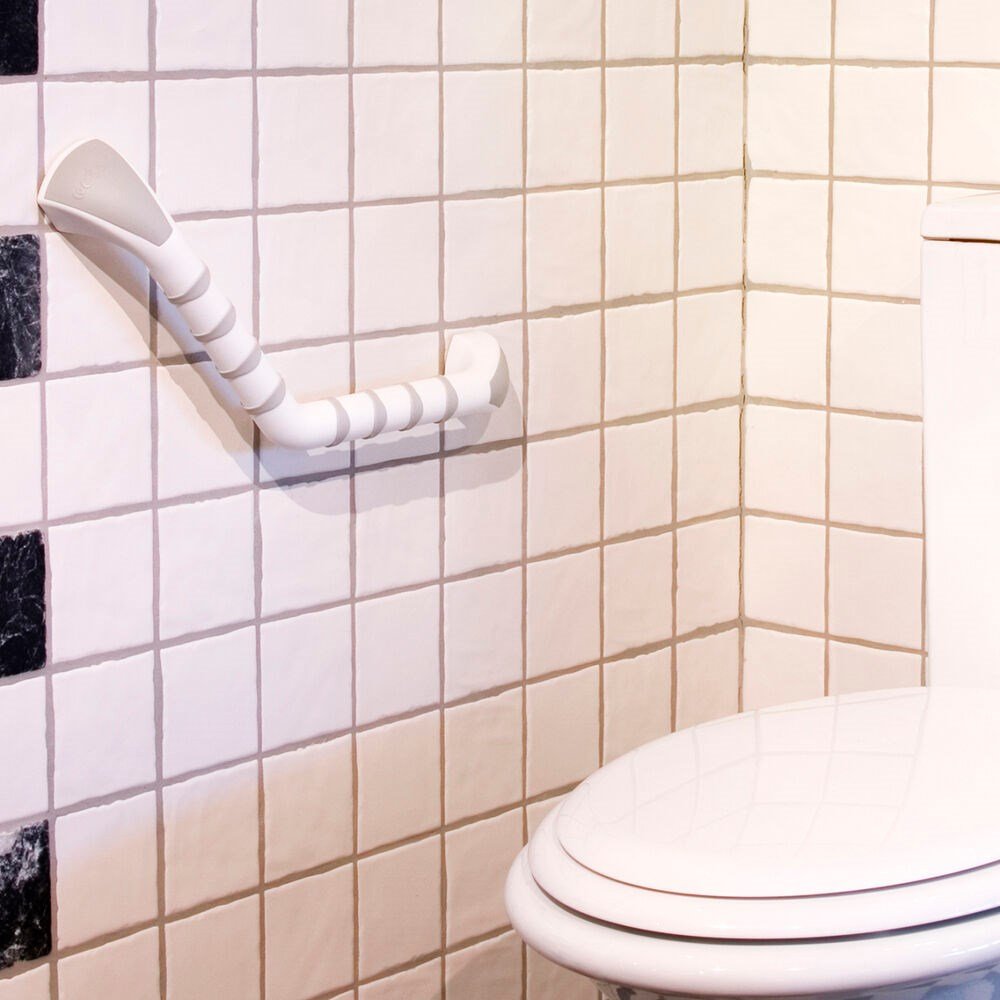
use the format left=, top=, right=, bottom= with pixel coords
left=0, top=1, right=746, bottom=998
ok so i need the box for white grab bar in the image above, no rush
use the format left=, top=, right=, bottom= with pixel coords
left=38, top=139, right=509, bottom=451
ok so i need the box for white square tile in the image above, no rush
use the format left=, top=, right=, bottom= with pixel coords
left=830, top=414, right=923, bottom=532
left=356, top=586, right=440, bottom=725
left=264, top=738, right=353, bottom=880
left=745, top=404, right=826, bottom=518
left=831, top=299, right=922, bottom=415
left=156, top=363, right=254, bottom=500
left=356, top=459, right=440, bottom=596
left=0, top=967, right=48, bottom=1000
left=604, top=417, right=673, bottom=537
left=358, top=711, right=440, bottom=851
left=603, top=650, right=671, bottom=762
left=527, top=431, right=600, bottom=556
left=265, top=867, right=355, bottom=1000
left=444, top=447, right=523, bottom=575
left=608, top=0, right=676, bottom=57
left=444, top=567, right=523, bottom=699
left=527, top=0, right=601, bottom=60
left=445, top=689, right=522, bottom=821
left=53, top=653, right=155, bottom=807
left=0, top=85, right=38, bottom=225
left=260, top=478, right=351, bottom=615
left=0, top=383, right=42, bottom=528
left=933, top=69, right=1000, bottom=183
left=354, top=202, right=440, bottom=333
left=829, top=529, right=923, bottom=647
left=443, top=70, right=523, bottom=194
left=261, top=607, right=353, bottom=750
left=606, top=66, right=675, bottom=181
left=57, top=794, right=158, bottom=947
left=935, top=0, right=1000, bottom=61
left=527, top=951, right=593, bottom=1000
left=748, top=0, right=832, bottom=57
left=746, top=291, right=829, bottom=404
left=45, top=81, right=150, bottom=186
left=156, top=78, right=253, bottom=214
left=837, top=0, right=929, bottom=59
left=743, top=627, right=825, bottom=711
left=676, top=406, right=740, bottom=519
left=678, top=177, right=744, bottom=290
left=451, top=934, right=523, bottom=1000
left=46, top=368, right=151, bottom=518
left=829, top=641, right=922, bottom=694
left=680, top=0, right=744, bottom=54
left=527, top=68, right=602, bottom=186
left=747, top=64, right=830, bottom=175
left=747, top=178, right=829, bottom=289
left=605, top=183, right=674, bottom=300
left=676, top=290, right=742, bottom=405
left=164, top=762, right=259, bottom=913
left=58, top=928, right=159, bottom=1000
left=444, top=196, right=523, bottom=321
left=527, top=549, right=600, bottom=676
left=258, top=76, right=349, bottom=207
left=165, top=896, right=260, bottom=1000
left=679, top=64, right=744, bottom=174
left=258, top=210, right=350, bottom=347
left=676, top=517, right=740, bottom=633
left=605, top=302, right=674, bottom=420
left=359, top=960, right=440, bottom=1000
left=443, top=0, right=522, bottom=63
left=528, top=311, right=601, bottom=434
left=155, top=0, right=252, bottom=69
left=526, top=666, right=599, bottom=795
left=744, top=516, right=825, bottom=631
left=50, top=511, right=154, bottom=662
left=834, top=68, right=928, bottom=181
left=257, top=0, right=348, bottom=67
left=158, top=493, right=255, bottom=639
left=354, top=0, right=438, bottom=65
left=354, top=73, right=439, bottom=199
left=832, top=182, right=926, bottom=297
left=604, top=533, right=673, bottom=656
left=0, top=678, right=47, bottom=824
left=45, top=0, right=148, bottom=71
left=527, top=189, right=602, bottom=310
left=161, top=629, right=257, bottom=778
left=675, top=629, right=739, bottom=728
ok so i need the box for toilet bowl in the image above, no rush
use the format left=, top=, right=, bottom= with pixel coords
left=507, top=686, right=1000, bottom=1000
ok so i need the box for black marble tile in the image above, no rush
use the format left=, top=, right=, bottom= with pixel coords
left=0, top=235, right=41, bottom=382
left=0, top=531, right=45, bottom=678
left=0, top=822, right=50, bottom=971
left=0, top=0, right=38, bottom=76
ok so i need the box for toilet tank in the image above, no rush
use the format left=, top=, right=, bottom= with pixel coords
left=922, top=195, right=1000, bottom=686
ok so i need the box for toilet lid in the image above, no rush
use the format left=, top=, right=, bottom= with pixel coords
left=557, top=687, right=1000, bottom=900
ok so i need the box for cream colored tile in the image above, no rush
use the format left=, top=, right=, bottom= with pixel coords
left=607, top=0, right=676, bottom=58
left=604, top=533, right=673, bottom=656
left=678, top=177, right=745, bottom=290
left=447, top=932, right=523, bottom=1000
left=354, top=0, right=437, bottom=65
left=837, top=0, right=929, bottom=59
left=359, top=959, right=441, bottom=1000
left=527, top=68, right=601, bottom=186
left=606, top=183, right=675, bottom=299
left=527, top=190, right=602, bottom=311
left=934, top=68, right=1000, bottom=184
left=748, top=0, right=832, bottom=57
left=527, top=0, right=601, bottom=60
left=676, top=517, right=740, bottom=634
left=358, top=711, right=441, bottom=852
left=0, top=968, right=49, bottom=1000
left=526, top=950, right=594, bottom=1000
left=527, top=549, right=601, bottom=677
left=676, top=290, right=742, bottom=406
left=59, top=928, right=158, bottom=1000
left=528, top=311, right=602, bottom=435
left=358, top=837, right=441, bottom=979
left=743, top=627, right=825, bottom=711
left=747, top=178, right=829, bottom=290
left=605, top=302, right=674, bottom=420
left=606, top=66, right=675, bottom=180
left=604, top=417, right=672, bottom=538
left=675, top=629, right=740, bottom=729
left=744, top=516, right=826, bottom=632
left=745, top=404, right=826, bottom=519
left=677, top=406, right=740, bottom=519
left=679, top=63, right=744, bottom=174
left=830, top=414, right=924, bottom=532
left=603, top=650, right=672, bottom=762
left=445, top=810, right=522, bottom=944
left=747, top=64, right=830, bottom=175
left=445, top=690, right=522, bottom=822
left=829, top=529, right=923, bottom=648
left=935, top=0, right=1000, bottom=61
left=680, top=0, right=745, bottom=55
left=444, top=0, right=521, bottom=62
left=830, top=641, right=923, bottom=693
left=527, top=667, right=600, bottom=795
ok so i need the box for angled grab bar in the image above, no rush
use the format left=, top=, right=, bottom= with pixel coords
left=38, top=139, right=509, bottom=451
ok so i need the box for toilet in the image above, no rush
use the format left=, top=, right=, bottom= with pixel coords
left=506, top=195, right=1000, bottom=1000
